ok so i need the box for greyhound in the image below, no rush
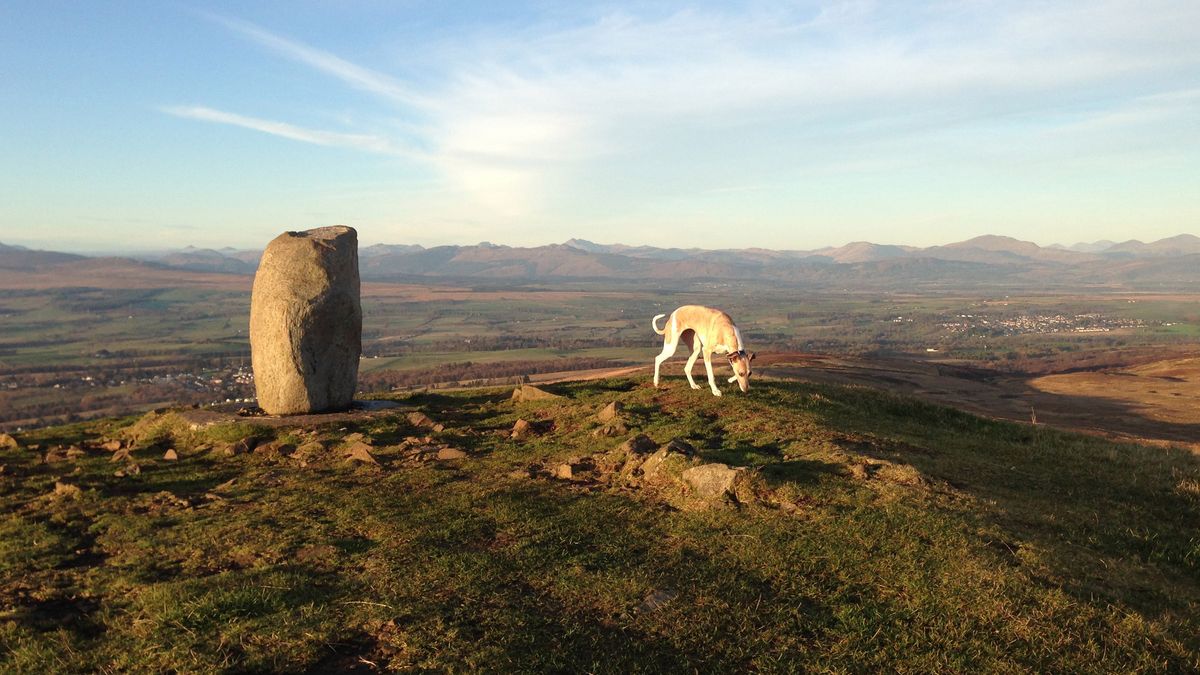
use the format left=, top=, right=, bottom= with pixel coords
left=651, top=305, right=754, bottom=396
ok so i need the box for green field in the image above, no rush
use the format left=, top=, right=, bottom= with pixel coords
left=2, top=377, right=1197, bottom=671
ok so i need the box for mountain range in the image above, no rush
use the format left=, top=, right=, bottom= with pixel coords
left=2, top=234, right=1198, bottom=289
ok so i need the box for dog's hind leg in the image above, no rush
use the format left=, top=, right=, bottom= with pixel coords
left=653, top=338, right=679, bottom=388
left=684, top=332, right=702, bottom=389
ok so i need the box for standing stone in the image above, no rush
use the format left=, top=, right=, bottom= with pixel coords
left=250, top=226, right=362, bottom=415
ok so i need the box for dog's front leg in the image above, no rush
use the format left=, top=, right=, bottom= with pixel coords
left=702, top=350, right=722, bottom=397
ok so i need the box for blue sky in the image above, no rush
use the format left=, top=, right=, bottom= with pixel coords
left=1, top=1, right=1197, bottom=252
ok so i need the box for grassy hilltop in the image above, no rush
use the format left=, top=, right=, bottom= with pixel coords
left=2, top=377, right=1198, bottom=672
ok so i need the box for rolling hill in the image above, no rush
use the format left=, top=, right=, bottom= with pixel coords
left=2, top=376, right=1197, bottom=671
left=2, top=233, right=1199, bottom=288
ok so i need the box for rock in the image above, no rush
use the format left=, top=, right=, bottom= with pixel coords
left=663, top=438, right=696, bottom=456
left=594, top=434, right=659, bottom=477
left=229, top=437, right=259, bottom=455
left=681, top=463, right=753, bottom=503
left=110, top=448, right=132, bottom=463
left=163, top=448, right=179, bottom=461
left=618, top=434, right=659, bottom=456
left=53, top=481, right=82, bottom=500
left=254, top=440, right=295, bottom=456
left=0, top=433, right=19, bottom=451
left=99, top=440, right=122, bottom=452
left=406, top=412, right=444, bottom=432
left=436, top=447, right=467, bottom=461
left=344, top=441, right=378, bottom=465
left=511, top=385, right=562, bottom=402
left=249, top=226, right=362, bottom=415
left=295, top=440, right=327, bottom=456
left=115, top=463, right=141, bottom=477
left=637, top=439, right=699, bottom=483
left=43, top=447, right=68, bottom=464
left=510, top=419, right=534, bottom=439
left=639, top=589, right=676, bottom=612
left=597, top=401, right=624, bottom=422
left=65, top=445, right=87, bottom=459
left=553, top=463, right=574, bottom=480
left=592, top=421, right=629, bottom=437
left=343, top=432, right=365, bottom=443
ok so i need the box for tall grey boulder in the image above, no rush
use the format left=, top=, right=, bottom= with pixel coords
left=250, top=226, right=361, bottom=415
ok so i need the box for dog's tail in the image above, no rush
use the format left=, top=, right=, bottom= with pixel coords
left=651, top=313, right=668, bottom=335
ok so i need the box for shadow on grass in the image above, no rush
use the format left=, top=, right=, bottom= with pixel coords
left=762, top=378, right=1200, bottom=619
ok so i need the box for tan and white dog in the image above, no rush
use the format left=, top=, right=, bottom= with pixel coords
left=651, top=305, right=755, bottom=396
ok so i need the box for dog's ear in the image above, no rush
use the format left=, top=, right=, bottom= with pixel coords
left=749, top=352, right=756, bottom=362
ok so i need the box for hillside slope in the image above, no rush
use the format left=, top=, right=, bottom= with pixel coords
left=2, top=377, right=1197, bottom=672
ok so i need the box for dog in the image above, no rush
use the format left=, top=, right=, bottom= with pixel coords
left=651, top=305, right=754, bottom=396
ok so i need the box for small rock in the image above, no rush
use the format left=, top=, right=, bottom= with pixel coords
left=53, top=481, right=82, bottom=500
left=436, top=447, right=467, bottom=461
left=231, top=437, right=259, bottom=455
left=254, top=440, right=295, bottom=456
left=65, top=445, right=87, bottom=459
left=0, top=433, right=20, bottom=451
left=110, top=448, right=133, bottom=463
left=295, top=440, right=326, bottom=455
left=343, top=432, right=365, bottom=443
left=213, top=478, right=237, bottom=492
left=618, top=434, right=659, bottom=456
left=663, top=438, right=696, bottom=456
left=592, top=421, right=629, bottom=437
left=510, top=419, right=534, bottom=440
left=511, top=385, right=562, bottom=402
left=406, top=412, right=442, bottom=431
left=553, top=463, right=575, bottom=480
left=114, top=463, right=141, bottom=478
left=344, top=441, right=379, bottom=465
left=43, top=447, right=69, bottom=464
left=597, top=401, right=624, bottom=422
left=639, top=589, right=676, bottom=612
left=163, top=448, right=179, bottom=461
left=681, top=463, right=751, bottom=503
left=99, top=440, right=122, bottom=452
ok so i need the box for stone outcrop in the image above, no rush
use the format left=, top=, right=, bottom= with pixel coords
left=511, top=385, right=562, bottom=402
left=250, top=226, right=362, bottom=415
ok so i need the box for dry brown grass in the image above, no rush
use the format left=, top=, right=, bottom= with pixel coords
left=1030, top=356, right=1200, bottom=425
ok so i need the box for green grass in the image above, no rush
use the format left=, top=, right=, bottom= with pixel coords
left=1, top=377, right=1198, bottom=672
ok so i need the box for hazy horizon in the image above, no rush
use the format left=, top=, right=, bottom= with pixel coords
left=5, top=230, right=1199, bottom=257
left=2, top=1, right=1198, bottom=252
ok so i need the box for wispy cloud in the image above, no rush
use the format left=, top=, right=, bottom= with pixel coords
left=165, top=2, right=1200, bottom=240
left=160, top=105, right=420, bottom=158
left=201, top=13, right=429, bottom=108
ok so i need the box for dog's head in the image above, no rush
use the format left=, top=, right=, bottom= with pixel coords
left=727, top=350, right=755, bottom=393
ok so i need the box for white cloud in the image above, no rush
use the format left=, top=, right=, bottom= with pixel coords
left=167, top=2, right=1200, bottom=242
left=160, top=105, right=421, bottom=158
